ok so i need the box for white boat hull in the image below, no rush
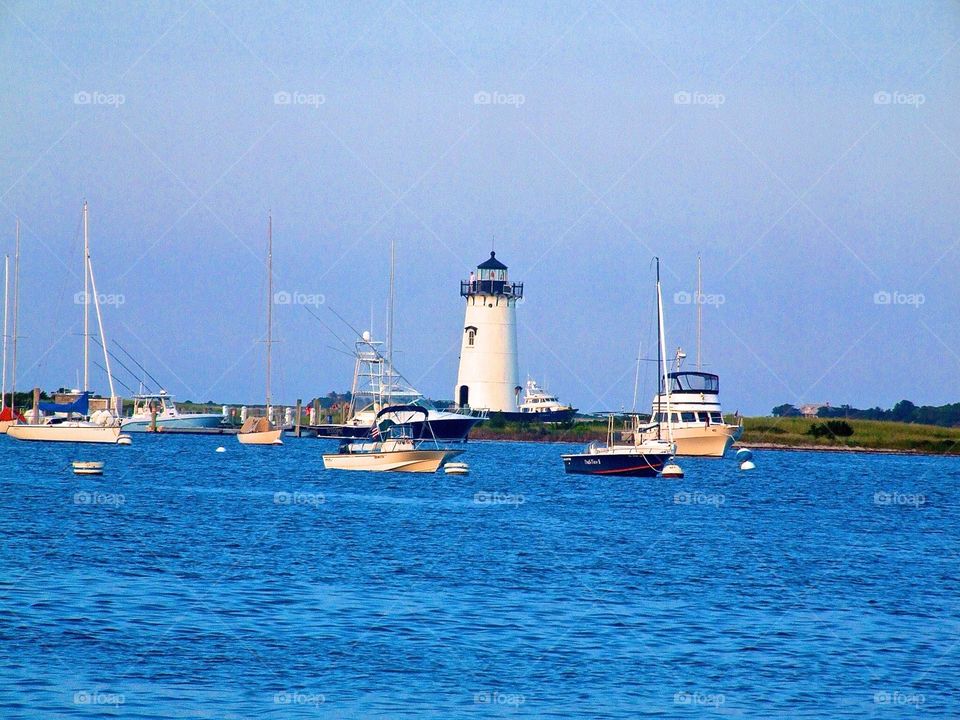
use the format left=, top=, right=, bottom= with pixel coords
left=7, top=423, right=123, bottom=444
left=664, top=424, right=739, bottom=457
left=0, top=419, right=16, bottom=435
left=323, top=448, right=463, bottom=473
left=237, top=428, right=283, bottom=445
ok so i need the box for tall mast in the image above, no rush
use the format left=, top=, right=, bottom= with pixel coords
left=2, top=254, right=8, bottom=410
left=87, top=227, right=117, bottom=412
left=83, top=200, right=90, bottom=392
left=696, top=254, right=702, bottom=371
left=656, top=258, right=673, bottom=443
left=11, top=219, right=20, bottom=411
left=387, top=238, right=395, bottom=406
left=265, top=212, right=273, bottom=418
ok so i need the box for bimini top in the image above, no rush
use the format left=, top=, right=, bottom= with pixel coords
left=666, top=372, right=719, bottom=394
left=477, top=251, right=507, bottom=271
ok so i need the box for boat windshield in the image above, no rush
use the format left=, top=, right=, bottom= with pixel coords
left=667, top=372, right=719, bottom=394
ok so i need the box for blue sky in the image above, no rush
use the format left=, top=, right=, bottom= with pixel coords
left=1, top=0, right=958, bottom=414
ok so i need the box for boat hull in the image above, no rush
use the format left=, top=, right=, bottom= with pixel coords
left=237, top=429, right=283, bottom=445
left=663, top=425, right=739, bottom=458
left=562, top=450, right=672, bottom=477
left=121, top=414, right=223, bottom=432
left=312, top=416, right=481, bottom=442
left=322, top=448, right=463, bottom=473
left=502, top=408, right=577, bottom=423
left=7, top=423, right=123, bottom=444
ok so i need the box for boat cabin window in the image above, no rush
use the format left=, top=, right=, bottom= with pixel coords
left=709, top=411, right=723, bottom=423
left=668, top=372, right=719, bottom=394
left=681, top=412, right=696, bottom=423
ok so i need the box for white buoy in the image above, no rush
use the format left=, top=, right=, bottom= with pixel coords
left=444, top=462, right=470, bottom=475
left=216, top=446, right=226, bottom=453
left=116, top=435, right=132, bottom=445
left=735, top=448, right=753, bottom=462
left=661, top=463, right=684, bottom=479
left=740, top=460, right=756, bottom=471
left=73, top=461, right=104, bottom=475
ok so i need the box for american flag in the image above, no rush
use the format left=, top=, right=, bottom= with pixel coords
left=371, top=422, right=380, bottom=440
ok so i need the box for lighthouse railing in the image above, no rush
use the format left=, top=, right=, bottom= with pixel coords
left=460, top=280, right=524, bottom=298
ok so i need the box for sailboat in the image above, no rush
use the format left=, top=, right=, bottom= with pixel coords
left=0, top=221, right=23, bottom=433
left=237, top=213, right=283, bottom=446
left=8, top=202, right=126, bottom=444
left=648, top=255, right=743, bottom=457
left=562, top=258, right=676, bottom=476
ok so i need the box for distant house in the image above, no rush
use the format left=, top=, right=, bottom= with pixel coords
left=799, top=403, right=829, bottom=417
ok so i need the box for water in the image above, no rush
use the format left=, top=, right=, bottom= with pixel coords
left=1, top=436, right=958, bottom=718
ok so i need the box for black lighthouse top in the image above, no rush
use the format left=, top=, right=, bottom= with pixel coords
left=461, top=251, right=524, bottom=298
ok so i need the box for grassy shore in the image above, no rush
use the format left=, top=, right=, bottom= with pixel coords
left=471, top=416, right=960, bottom=455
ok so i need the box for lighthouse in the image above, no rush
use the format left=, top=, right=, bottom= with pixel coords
left=455, top=252, right=523, bottom=412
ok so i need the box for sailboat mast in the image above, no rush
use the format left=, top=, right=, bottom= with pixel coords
left=387, top=239, right=395, bottom=406
left=11, top=219, right=20, bottom=412
left=87, top=238, right=117, bottom=412
left=265, top=213, right=273, bottom=417
left=83, top=201, right=89, bottom=392
left=656, top=258, right=673, bottom=443
left=696, top=254, right=702, bottom=372
left=2, top=254, right=8, bottom=410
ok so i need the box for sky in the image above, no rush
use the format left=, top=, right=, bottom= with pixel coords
left=1, top=0, right=958, bottom=415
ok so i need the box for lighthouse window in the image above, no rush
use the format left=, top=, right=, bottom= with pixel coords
left=467, top=329, right=476, bottom=346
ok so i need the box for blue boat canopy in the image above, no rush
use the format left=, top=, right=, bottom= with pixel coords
left=39, top=392, right=90, bottom=415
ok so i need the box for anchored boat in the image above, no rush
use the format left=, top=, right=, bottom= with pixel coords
left=7, top=202, right=126, bottom=444
left=238, top=213, right=282, bottom=446
left=323, top=406, right=463, bottom=472
left=122, top=391, right=223, bottom=432
left=563, top=258, right=677, bottom=477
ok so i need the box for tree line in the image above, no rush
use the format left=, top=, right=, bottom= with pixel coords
left=772, top=400, right=960, bottom=427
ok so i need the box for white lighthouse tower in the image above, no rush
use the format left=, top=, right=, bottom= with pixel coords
left=455, top=252, right=523, bottom=413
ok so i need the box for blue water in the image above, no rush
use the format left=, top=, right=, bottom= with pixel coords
left=1, top=436, right=958, bottom=718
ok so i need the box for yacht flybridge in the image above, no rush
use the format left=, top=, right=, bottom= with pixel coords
left=7, top=202, right=128, bottom=444
left=649, top=358, right=742, bottom=458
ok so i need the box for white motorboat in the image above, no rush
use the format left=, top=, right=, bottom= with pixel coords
left=122, top=391, right=223, bottom=432
left=650, top=362, right=742, bottom=458
left=238, top=213, right=282, bottom=446
left=8, top=202, right=125, bottom=444
left=646, top=256, right=742, bottom=458
left=322, top=406, right=463, bottom=472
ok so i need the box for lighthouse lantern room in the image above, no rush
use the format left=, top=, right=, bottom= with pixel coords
left=455, top=252, right=523, bottom=413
